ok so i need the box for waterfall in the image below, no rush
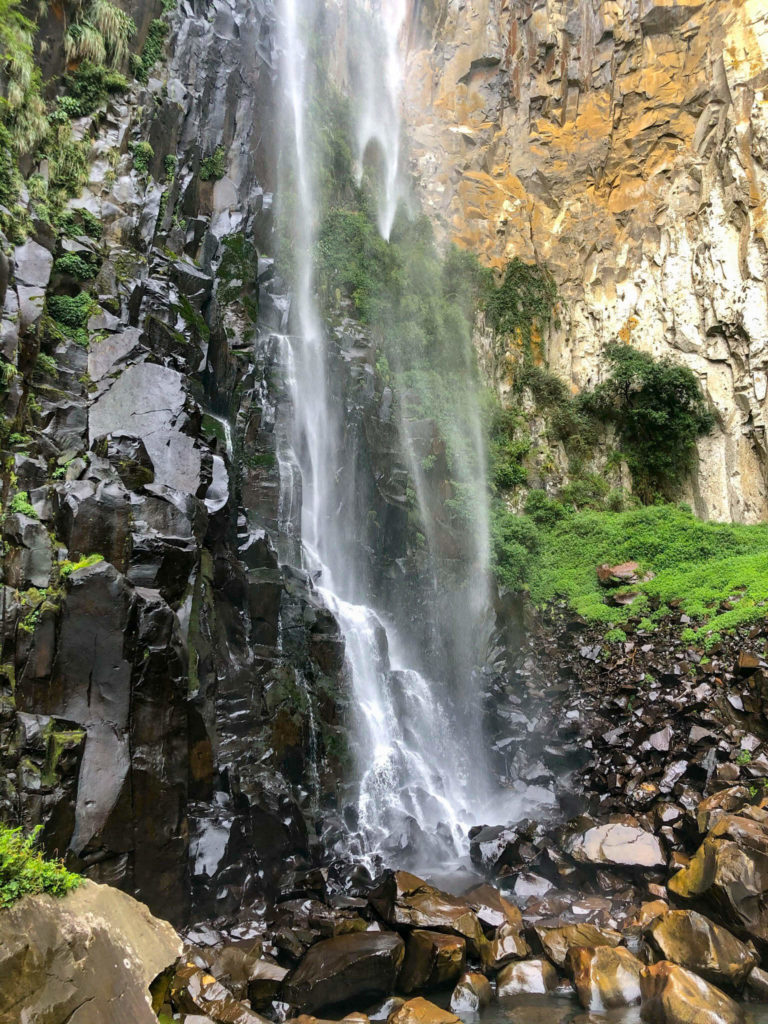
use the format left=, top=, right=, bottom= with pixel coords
left=274, top=0, right=532, bottom=867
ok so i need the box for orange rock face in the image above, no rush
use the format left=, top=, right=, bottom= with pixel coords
left=402, top=0, right=768, bottom=522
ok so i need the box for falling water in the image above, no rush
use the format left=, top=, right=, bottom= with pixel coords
left=275, top=0, right=538, bottom=867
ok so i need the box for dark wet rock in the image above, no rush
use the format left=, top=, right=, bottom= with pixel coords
left=2, top=513, right=52, bottom=588
left=496, top=958, right=558, bottom=996
left=489, top=920, right=530, bottom=966
left=281, top=932, right=404, bottom=1013
left=369, top=871, right=488, bottom=961
left=639, top=960, right=745, bottom=1024
left=696, top=788, right=751, bottom=833
left=745, top=965, right=768, bottom=1000
left=14, top=239, right=53, bottom=288
left=399, top=930, right=466, bottom=993
left=566, top=821, right=666, bottom=869
left=449, top=971, right=492, bottom=1013
left=569, top=945, right=643, bottom=1010
left=0, top=879, right=181, bottom=1024
left=248, top=959, right=289, bottom=1010
left=462, top=882, right=522, bottom=930
left=387, top=998, right=460, bottom=1024
left=646, top=910, right=758, bottom=989
left=170, top=962, right=267, bottom=1023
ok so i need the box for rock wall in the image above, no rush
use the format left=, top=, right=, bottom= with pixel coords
left=0, top=0, right=359, bottom=927
left=403, top=0, right=768, bottom=522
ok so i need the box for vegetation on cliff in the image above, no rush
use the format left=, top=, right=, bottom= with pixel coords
left=0, top=825, right=81, bottom=907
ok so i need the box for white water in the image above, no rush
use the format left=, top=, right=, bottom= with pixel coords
left=275, top=0, right=547, bottom=867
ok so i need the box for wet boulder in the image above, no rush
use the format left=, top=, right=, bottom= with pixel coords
left=696, top=788, right=751, bottom=833
left=281, top=932, right=404, bottom=1013
left=0, top=879, right=181, bottom=1024
left=639, top=960, right=745, bottom=1024
left=646, top=910, right=758, bottom=990
left=569, top=945, right=643, bottom=1010
left=387, top=997, right=460, bottom=1024
left=369, top=871, right=488, bottom=960
left=534, top=922, right=622, bottom=967
left=170, top=963, right=267, bottom=1023
left=668, top=814, right=768, bottom=943
left=449, top=972, right=492, bottom=1013
left=496, top=959, right=558, bottom=996
left=566, top=821, right=666, bottom=870
left=462, top=882, right=522, bottom=931
left=489, top=921, right=530, bottom=965
left=248, top=959, right=289, bottom=1010
left=399, top=930, right=466, bottom=993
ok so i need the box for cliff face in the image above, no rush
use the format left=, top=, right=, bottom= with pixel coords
left=404, top=0, right=768, bottom=522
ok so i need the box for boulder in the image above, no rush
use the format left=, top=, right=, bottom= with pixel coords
left=489, top=921, right=529, bottom=965
left=668, top=814, right=768, bottom=942
left=369, top=871, right=488, bottom=960
left=639, top=961, right=745, bottom=1024
left=569, top=945, right=643, bottom=1010
left=387, top=998, right=460, bottom=1024
left=697, top=788, right=751, bottom=833
left=647, top=910, right=758, bottom=989
left=170, top=963, right=267, bottom=1023
left=0, top=879, right=181, bottom=1024
left=534, top=922, right=622, bottom=967
left=496, top=959, right=558, bottom=997
left=449, top=972, right=492, bottom=1013
left=399, top=930, right=465, bottom=993
left=567, top=822, right=666, bottom=869
left=597, top=562, right=654, bottom=586
left=462, top=882, right=522, bottom=930
left=247, top=959, right=289, bottom=1009
left=281, top=932, right=404, bottom=1013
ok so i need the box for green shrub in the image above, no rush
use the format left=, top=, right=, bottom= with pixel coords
left=524, top=488, right=566, bottom=526
left=490, top=508, right=541, bottom=591
left=604, top=627, right=627, bottom=644
left=62, top=61, right=129, bottom=119
left=163, top=154, right=176, bottom=181
left=57, top=208, right=103, bottom=240
left=582, top=343, right=715, bottom=501
left=130, top=141, right=154, bottom=176
left=130, top=17, right=168, bottom=83
left=53, top=253, right=96, bottom=280
left=200, top=145, right=226, bottom=182
left=34, top=352, right=58, bottom=378
left=484, top=258, right=558, bottom=355
left=47, top=293, right=93, bottom=330
left=0, top=825, right=81, bottom=907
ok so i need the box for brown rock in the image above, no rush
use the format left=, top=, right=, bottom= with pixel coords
left=462, top=882, right=522, bottom=930
left=697, top=788, right=751, bottom=833
left=387, top=997, right=460, bottom=1024
left=647, top=910, right=758, bottom=989
left=534, top=922, right=622, bottom=967
left=489, top=921, right=530, bottom=966
left=669, top=814, right=768, bottom=943
left=281, top=932, right=404, bottom=1014
left=170, top=963, right=268, bottom=1023
left=639, top=960, right=745, bottom=1024
left=745, top=965, right=768, bottom=1001
left=449, top=971, right=492, bottom=1013
left=569, top=945, right=643, bottom=1010
left=496, top=959, right=558, bottom=996
left=369, top=871, right=488, bottom=961
left=247, top=959, right=289, bottom=1010
left=399, top=930, right=466, bottom=993
left=624, top=900, right=669, bottom=934
left=597, top=562, right=654, bottom=587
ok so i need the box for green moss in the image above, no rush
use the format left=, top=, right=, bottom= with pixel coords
left=61, top=61, right=129, bottom=119
left=59, top=553, right=104, bottom=578
left=8, top=491, right=37, bottom=518
left=200, top=145, right=226, bottom=182
left=0, top=825, right=81, bottom=907
left=46, top=293, right=95, bottom=348
left=57, top=208, right=103, bottom=240
left=33, top=353, right=58, bottom=379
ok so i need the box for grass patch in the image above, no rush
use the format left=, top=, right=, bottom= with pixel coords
left=493, top=502, right=768, bottom=639
left=0, top=825, right=81, bottom=907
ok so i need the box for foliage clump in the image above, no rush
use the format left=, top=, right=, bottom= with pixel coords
left=60, top=553, right=104, bottom=578
left=484, top=257, right=558, bottom=357
left=582, top=343, right=715, bottom=501
left=130, top=141, right=154, bottom=176
left=60, top=62, right=129, bottom=119
left=200, top=145, right=227, bottom=182
left=53, top=253, right=97, bottom=280
left=8, top=491, right=37, bottom=517
left=130, top=17, right=168, bottom=83
left=0, top=825, right=81, bottom=907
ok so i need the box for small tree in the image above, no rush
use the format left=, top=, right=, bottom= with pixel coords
left=583, top=343, right=715, bottom=502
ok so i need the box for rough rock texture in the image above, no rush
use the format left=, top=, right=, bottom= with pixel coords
left=647, top=909, right=758, bottom=989
left=569, top=945, right=643, bottom=1010
left=404, top=0, right=768, bottom=521
left=0, top=879, right=181, bottom=1024
left=640, top=960, right=745, bottom=1024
